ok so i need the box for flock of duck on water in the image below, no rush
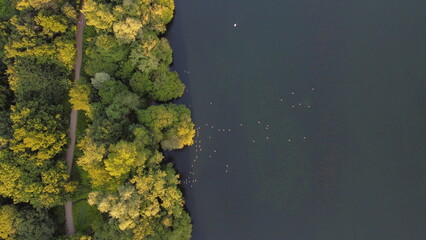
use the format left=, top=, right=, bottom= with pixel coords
left=180, top=87, right=315, bottom=188
left=180, top=22, right=315, bottom=188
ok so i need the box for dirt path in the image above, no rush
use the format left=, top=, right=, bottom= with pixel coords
left=65, top=6, right=86, bottom=236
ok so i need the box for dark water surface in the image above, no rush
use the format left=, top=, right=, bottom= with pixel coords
left=166, top=0, right=426, bottom=239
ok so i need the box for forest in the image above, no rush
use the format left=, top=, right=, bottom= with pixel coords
left=0, top=0, right=194, bottom=239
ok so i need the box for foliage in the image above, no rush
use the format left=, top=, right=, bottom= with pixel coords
left=34, top=12, right=68, bottom=37
left=56, top=234, right=93, bottom=240
left=84, top=36, right=130, bottom=77
left=82, top=0, right=115, bottom=30
left=73, top=200, right=103, bottom=235
left=0, top=0, right=77, bottom=210
left=149, top=64, right=184, bottom=101
left=9, top=57, right=67, bottom=103
left=16, top=207, right=55, bottom=239
left=137, top=104, right=195, bottom=150
left=140, top=0, right=175, bottom=33
left=16, top=0, right=57, bottom=10
left=78, top=0, right=194, bottom=239
left=127, top=33, right=173, bottom=73
left=0, top=0, right=15, bottom=21
left=88, top=163, right=191, bottom=239
left=0, top=111, right=12, bottom=144
left=104, top=141, right=139, bottom=178
left=91, top=72, right=111, bottom=90
left=0, top=205, right=55, bottom=240
left=88, top=184, right=142, bottom=230
left=92, top=219, right=134, bottom=240
left=9, top=103, right=66, bottom=165
left=5, top=8, right=76, bottom=68
left=0, top=160, right=76, bottom=208
left=77, top=134, right=113, bottom=189
left=113, top=17, right=142, bottom=44
left=0, top=205, right=18, bottom=240
left=69, top=83, right=91, bottom=116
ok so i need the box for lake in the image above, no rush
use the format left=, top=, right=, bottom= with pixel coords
left=166, top=0, right=426, bottom=239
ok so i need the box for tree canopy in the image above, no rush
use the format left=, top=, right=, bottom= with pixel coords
left=0, top=0, right=76, bottom=209
left=0, top=205, right=55, bottom=240
left=0, top=0, right=193, bottom=238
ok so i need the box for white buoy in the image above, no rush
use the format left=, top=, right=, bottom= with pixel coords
left=233, top=23, right=237, bottom=27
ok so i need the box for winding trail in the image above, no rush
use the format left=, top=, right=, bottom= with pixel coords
left=65, top=5, right=86, bottom=236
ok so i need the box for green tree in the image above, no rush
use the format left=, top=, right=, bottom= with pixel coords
left=88, top=184, right=142, bottom=230
left=9, top=57, right=67, bottom=104
left=92, top=219, right=133, bottom=240
left=61, top=2, right=77, bottom=21
left=69, top=83, right=91, bottom=116
left=97, top=80, right=128, bottom=104
left=167, top=211, right=192, bottom=240
left=84, top=35, right=130, bottom=76
left=34, top=12, right=68, bottom=37
left=149, top=64, right=184, bottom=102
left=75, top=0, right=194, bottom=238
left=82, top=0, right=115, bottom=30
left=0, top=0, right=16, bottom=21
left=0, top=205, right=18, bottom=240
left=129, top=70, right=151, bottom=97
left=10, top=103, right=67, bottom=165
left=0, top=159, right=75, bottom=208
left=127, top=34, right=173, bottom=73
left=77, top=134, right=115, bottom=189
left=16, top=207, right=55, bottom=239
left=104, top=141, right=139, bottom=178
left=137, top=104, right=195, bottom=150
left=16, top=0, right=56, bottom=10
left=140, top=0, right=175, bottom=33
left=0, top=111, right=12, bottom=145
left=55, top=38, right=76, bottom=70
left=91, top=72, right=111, bottom=90
left=0, top=205, right=55, bottom=240
left=113, top=17, right=142, bottom=44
